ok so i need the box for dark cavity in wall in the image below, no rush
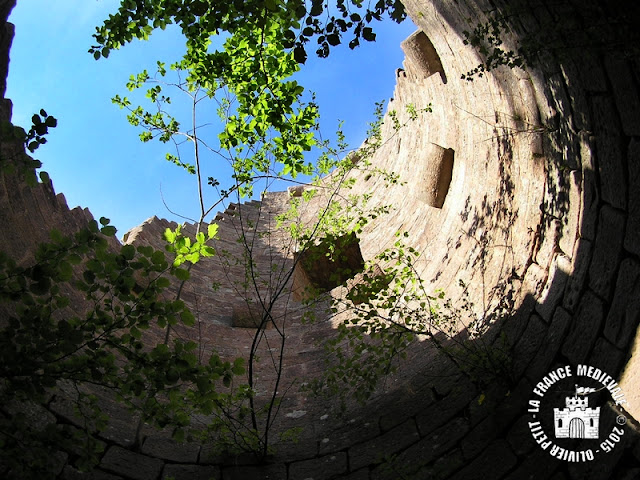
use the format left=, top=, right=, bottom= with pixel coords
left=292, top=232, right=365, bottom=301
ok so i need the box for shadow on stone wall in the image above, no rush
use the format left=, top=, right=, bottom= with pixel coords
left=1, top=0, right=640, bottom=479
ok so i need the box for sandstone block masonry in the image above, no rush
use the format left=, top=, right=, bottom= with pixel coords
left=1, top=0, right=639, bottom=479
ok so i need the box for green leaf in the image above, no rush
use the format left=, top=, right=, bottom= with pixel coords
left=67, top=253, right=82, bottom=265
left=166, top=368, right=180, bottom=383
left=173, top=268, right=190, bottom=281
left=181, top=310, right=195, bottom=326
left=362, top=27, right=376, bottom=42
left=207, top=223, right=218, bottom=239
left=121, top=244, right=136, bottom=260
left=58, top=261, right=73, bottom=281
left=185, top=252, right=200, bottom=264
left=100, top=225, right=117, bottom=236
left=196, top=376, right=209, bottom=393
left=232, top=358, right=245, bottom=375
left=29, top=277, right=50, bottom=295
left=151, top=250, right=165, bottom=265
left=163, top=228, right=177, bottom=243
left=327, top=33, right=340, bottom=46
left=294, top=45, right=307, bottom=64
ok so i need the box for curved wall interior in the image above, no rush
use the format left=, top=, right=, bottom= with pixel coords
left=1, top=0, right=640, bottom=479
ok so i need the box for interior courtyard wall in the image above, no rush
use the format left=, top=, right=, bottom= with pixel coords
left=1, top=0, right=639, bottom=478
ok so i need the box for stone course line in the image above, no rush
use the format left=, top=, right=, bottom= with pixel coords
left=1, top=0, right=639, bottom=478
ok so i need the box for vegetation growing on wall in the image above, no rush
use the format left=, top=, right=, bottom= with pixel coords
left=0, top=1, right=514, bottom=477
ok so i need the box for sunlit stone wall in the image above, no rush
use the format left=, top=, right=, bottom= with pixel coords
left=1, top=0, right=639, bottom=478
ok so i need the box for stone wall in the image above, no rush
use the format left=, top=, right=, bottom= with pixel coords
left=1, top=0, right=640, bottom=479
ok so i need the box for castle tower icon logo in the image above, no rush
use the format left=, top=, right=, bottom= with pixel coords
left=528, top=365, right=628, bottom=462
left=553, top=385, right=599, bottom=439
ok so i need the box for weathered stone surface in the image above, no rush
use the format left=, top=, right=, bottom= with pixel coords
left=100, top=446, right=164, bottom=480
left=415, top=448, right=465, bottom=480
left=0, top=0, right=14, bottom=99
left=512, top=314, right=548, bottom=377
left=563, top=239, right=593, bottom=312
left=415, top=380, right=477, bottom=436
left=634, top=437, right=640, bottom=463
left=414, top=143, right=454, bottom=208
left=578, top=133, right=599, bottom=242
left=62, top=466, right=124, bottom=480
left=506, top=415, right=537, bottom=457
left=605, top=54, right=640, bottom=136
left=461, top=414, right=502, bottom=461
left=561, top=290, right=604, bottom=365
left=464, top=381, right=531, bottom=461
left=221, top=463, right=286, bottom=480
left=449, top=440, right=517, bottom=480
left=231, top=302, right=272, bottom=328
left=467, top=383, right=513, bottom=427
left=161, top=463, right=220, bottom=480
left=48, top=388, right=139, bottom=449
left=397, top=417, right=469, bottom=468
left=557, top=170, right=581, bottom=256
left=536, top=254, right=571, bottom=322
left=624, top=139, right=640, bottom=257
left=141, top=436, right=200, bottom=463
left=591, top=96, right=627, bottom=210
left=574, top=49, right=608, bottom=93
left=589, top=337, right=625, bottom=378
left=618, top=469, right=640, bottom=480
left=401, top=30, right=444, bottom=79
left=603, top=258, right=640, bottom=350
left=503, top=447, right=559, bottom=480
left=526, top=307, right=572, bottom=382
left=546, top=72, right=575, bottom=134
left=371, top=445, right=465, bottom=480
left=2, top=1, right=640, bottom=479
left=588, top=206, right=626, bottom=300
left=560, top=59, right=591, bottom=131
left=567, top=437, right=627, bottom=480
left=341, top=468, right=370, bottom=480
left=619, top=329, right=640, bottom=427
left=289, top=452, right=348, bottom=480
left=349, top=419, right=420, bottom=470
left=504, top=265, right=545, bottom=345
left=317, top=415, right=380, bottom=456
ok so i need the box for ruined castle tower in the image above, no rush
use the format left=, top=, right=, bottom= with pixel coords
left=1, top=0, right=639, bottom=479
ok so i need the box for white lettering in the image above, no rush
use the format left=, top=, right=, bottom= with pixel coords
left=528, top=399, right=540, bottom=413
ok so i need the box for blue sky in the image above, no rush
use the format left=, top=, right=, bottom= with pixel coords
left=7, top=1, right=416, bottom=237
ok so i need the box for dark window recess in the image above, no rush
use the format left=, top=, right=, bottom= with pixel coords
left=231, top=303, right=272, bottom=329
left=400, top=30, right=446, bottom=82
left=417, top=144, right=454, bottom=209
left=292, top=232, right=365, bottom=301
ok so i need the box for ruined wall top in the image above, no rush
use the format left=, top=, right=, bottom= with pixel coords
left=1, top=0, right=640, bottom=479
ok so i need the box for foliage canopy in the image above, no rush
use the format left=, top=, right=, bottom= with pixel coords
left=0, top=1, right=508, bottom=478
